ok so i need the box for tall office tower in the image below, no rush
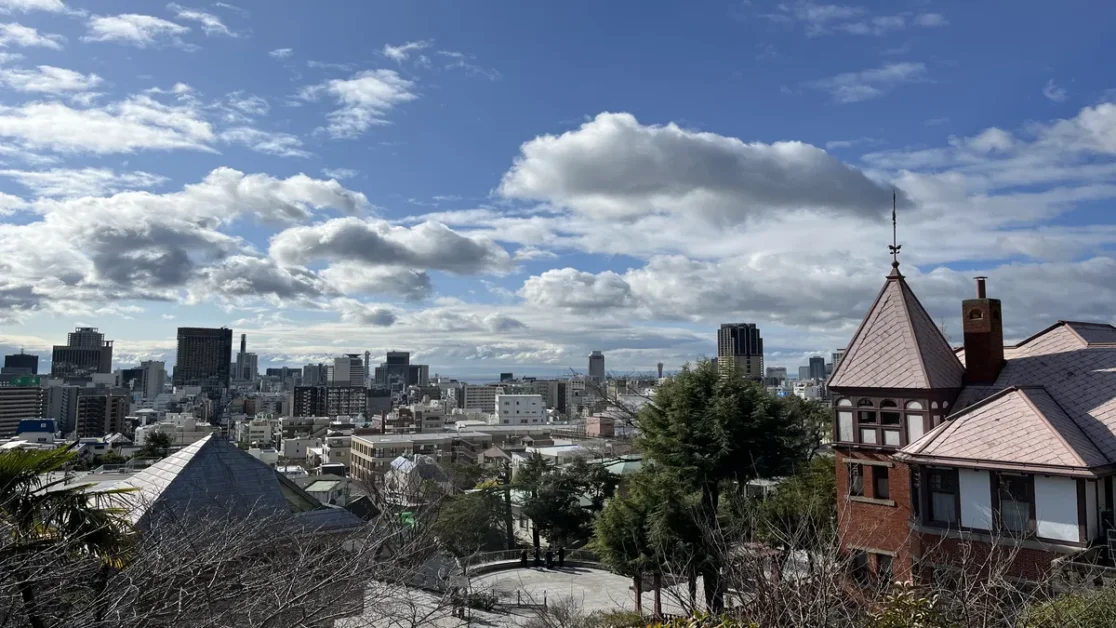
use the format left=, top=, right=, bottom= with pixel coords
left=657, top=362, right=664, bottom=379
left=364, top=351, right=371, bottom=384
left=717, top=323, right=764, bottom=380
left=588, top=351, right=605, bottom=383
left=234, top=333, right=258, bottom=382
left=3, top=350, right=38, bottom=375
left=408, top=364, right=429, bottom=387
left=832, top=348, right=846, bottom=371
left=139, top=360, right=166, bottom=399
left=808, top=356, right=827, bottom=380
left=75, top=390, right=129, bottom=438
left=303, top=363, right=328, bottom=386
left=376, top=351, right=410, bottom=390
left=798, top=365, right=811, bottom=380
left=0, top=385, right=45, bottom=438
left=173, top=327, right=232, bottom=394
left=51, top=327, right=113, bottom=381
left=333, top=354, right=365, bottom=386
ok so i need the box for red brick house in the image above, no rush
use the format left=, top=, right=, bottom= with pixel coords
left=830, top=259, right=1116, bottom=584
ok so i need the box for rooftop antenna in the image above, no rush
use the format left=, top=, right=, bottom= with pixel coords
left=940, top=319, right=951, bottom=345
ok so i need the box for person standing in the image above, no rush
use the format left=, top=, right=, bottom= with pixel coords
left=557, top=546, right=565, bottom=568
left=520, top=549, right=528, bottom=568
left=533, top=546, right=541, bottom=568
left=544, top=547, right=554, bottom=569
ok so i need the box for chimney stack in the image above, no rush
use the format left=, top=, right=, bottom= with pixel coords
left=962, top=277, right=1004, bottom=385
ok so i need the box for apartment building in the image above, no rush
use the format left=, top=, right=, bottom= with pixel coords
left=349, top=431, right=491, bottom=484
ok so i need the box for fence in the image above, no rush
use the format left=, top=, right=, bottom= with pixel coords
left=463, top=548, right=603, bottom=574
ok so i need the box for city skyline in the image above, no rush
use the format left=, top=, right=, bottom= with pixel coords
left=1, top=1, right=1114, bottom=377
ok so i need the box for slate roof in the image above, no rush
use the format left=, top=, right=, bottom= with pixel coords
left=828, top=268, right=964, bottom=390
left=898, top=321, right=1116, bottom=473
left=108, top=434, right=364, bottom=532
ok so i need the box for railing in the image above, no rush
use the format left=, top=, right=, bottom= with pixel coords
left=462, top=548, right=602, bottom=573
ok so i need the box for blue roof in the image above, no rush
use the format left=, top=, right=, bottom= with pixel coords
left=17, top=419, right=55, bottom=434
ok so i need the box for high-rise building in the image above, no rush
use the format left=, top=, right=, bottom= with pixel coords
left=140, top=360, right=166, bottom=400
left=333, top=354, right=365, bottom=386
left=372, top=351, right=430, bottom=390
left=588, top=351, right=605, bottom=383
left=717, top=323, right=764, bottom=380
left=832, top=348, right=846, bottom=372
left=408, top=364, right=429, bottom=387
left=0, top=385, right=45, bottom=438
left=657, top=362, right=664, bottom=379
left=173, top=327, right=232, bottom=394
left=234, top=334, right=258, bottom=382
left=44, top=385, right=79, bottom=436
left=51, top=327, right=113, bottom=381
left=75, top=390, right=129, bottom=438
left=766, top=367, right=788, bottom=381
left=500, top=372, right=514, bottom=383
left=798, top=365, right=811, bottom=380
left=809, top=356, right=827, bottom=380
left=3, top=350, right=38, bottom=375
left=303, top=363, right=328, bottom=387
left=363, top=351, right=371, bottom=384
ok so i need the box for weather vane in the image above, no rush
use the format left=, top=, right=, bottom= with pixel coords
left=888, top=190, right=901, bottom=268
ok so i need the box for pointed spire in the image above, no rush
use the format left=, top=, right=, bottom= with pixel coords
left=888, top=190, right=902, bottom=277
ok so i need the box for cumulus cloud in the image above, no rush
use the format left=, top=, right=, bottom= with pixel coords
left=321, top=167, right=357, bottom=180
left=82, top=14, right=189, bottom=48
left=332, top=298, right=397, bottom=326
left=0, top=0, right=69, bottom=12
left=0, top=22, right=64, bottom=49
left=299, top=69, right=417, bottom=138
left=193, top=255, right=328, bottom=301
left=318, top=262, right=432, bottom=301
left=806, top=62, right=927, bottom=103
left=269, top=217, right=512, bottom=274
left=498, top=112, right=900, bottom=223
left=519, top=268, right=634, bottom=311
left=0, top=65, right=101, bottom=93
left=220, top=127, right=308, bottom=158
left=167, top=3, right=234, bottom=37
left=0, top=167, right=166, bottom=197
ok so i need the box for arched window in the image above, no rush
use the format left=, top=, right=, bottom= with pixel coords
left=858, top=399, right=874, bottom=407
left=943, top=401, right=950, bottom=409
left=906, top=401, right=924, bottom=410
left=837, top=398, right=853, bottom=407
left=880, top=399, right=898, bottom=408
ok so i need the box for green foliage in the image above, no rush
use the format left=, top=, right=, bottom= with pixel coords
left=591, top=486, right=654, bottom=579
left=865, top=584, right=952, bottom=628
left=430, top=491, right=506, bottom=558
left=465, top=590, right=498, bottom=611
left=444, top=459, right=496, bottom=493
left=518, top=453, right=618, bottom=546
left=646, top=613, right=759, bottom=627
left=138, top=431, right=172, bottom=459
left=755, top=456, right=836, bottom=552
left=1020, top=587, right=1116, bottom=628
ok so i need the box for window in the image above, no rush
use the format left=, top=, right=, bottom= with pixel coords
left=928, top=469, right=959, bottom=524
left=880, top=400, right=901, bottom=426
left=874, top=466, right=890, bottom=500
left=998, top=474, right=1033, bottom=535
left=876, top=554, right=893, bottom=583
left=851, top=551, right=869, bottom=583
left=849, top=464, right=864, bottom=497
left=858, top=398, right=877, bottom=424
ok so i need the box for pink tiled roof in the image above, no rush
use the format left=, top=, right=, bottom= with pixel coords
left=828, top=272, right=964, bottom=390
left=903, top=320, right=1116, bottom=471
left=901, top=386, right=1108, bottom=469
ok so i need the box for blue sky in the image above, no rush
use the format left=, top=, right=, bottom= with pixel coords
left=1, top=0, right=1115, bottom=379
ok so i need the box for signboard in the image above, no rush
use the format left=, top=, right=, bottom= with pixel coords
left=12, top=376, right=40, bottom=387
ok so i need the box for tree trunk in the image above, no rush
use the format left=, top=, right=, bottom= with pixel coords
left=633, top=573, right=643, bottom=616
left=701, top=482, right=724, bottom=613
left=532, top=526, right=540, bottom=549
left=502, top=484, right=515, bottom=550
left=16, top=573, right=45, bottom=628
left=688, top=571, right=697, bottom=610
left=653, top=572, right=662, bottom=618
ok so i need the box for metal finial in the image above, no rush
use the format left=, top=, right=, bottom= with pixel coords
left=888, top=190, right=901, bottom=270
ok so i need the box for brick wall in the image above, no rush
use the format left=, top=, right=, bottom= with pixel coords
left=836, top=448, right=915, bottom=580
left=914, top=532, right=1061, bottom=582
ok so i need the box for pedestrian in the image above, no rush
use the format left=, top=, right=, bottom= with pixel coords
left=533, top=546, right=541, bottom=567
left=545, top=547, right=553, bottom=569
left=557, top=546, right=565, bottom=568
left=520, top=549, right=528, bottom=568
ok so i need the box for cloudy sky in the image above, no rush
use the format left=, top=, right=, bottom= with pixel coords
left=0, top=0, right=1114, bottom=379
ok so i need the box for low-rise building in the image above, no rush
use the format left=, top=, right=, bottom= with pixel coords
left=282, top=437, right=320, bottom=459
left=135, top=415, right=218, bottom=447
left=349, top=432, right=492, bottom=484
left=493, top=394, right=546, bottom=425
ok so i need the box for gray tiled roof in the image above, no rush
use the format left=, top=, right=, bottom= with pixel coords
left=828, top=272, right=964, bottom=390
left=901, top=320, right=1116, bottom=471
left=108, top=434, right=364, bottom=531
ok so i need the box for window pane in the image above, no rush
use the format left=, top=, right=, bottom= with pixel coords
left=880, top=400, right=898, bottom=408
left=877, top=554, right=893, bottom=582
left=838, top=411, right=854, bottom=442
left=883, top=430, right=900, bottom=446
left=907, top=415, right=925, bottom=442
left=881, top=411, right=901, bottom=426
left=1002, top=501, right=1029, bottom=533
left=849, top=465, right=864, bottom=496
left=906, top=401, right=924, bottom=410
left=837, top=398, right=853, bottom=407
left=860, top=428, right=878, bottom=444
left=931, top=492, right=957, bottom=523
left=875, top=467, right=890, bottom=499
left=859, top=410, right=877, bottom=424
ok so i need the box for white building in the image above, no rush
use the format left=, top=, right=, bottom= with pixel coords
left=492, top=394, right=546, bottom=426
left=247, top=446, right=279, bottom=467
left=332, top=354, right=364, bottom=387
left=462, top=384, right=502, bottom=414
left=237, top=415, right=280, bottom=446
left=134, top=415, right=218, bottom=447
left=139, top=360, right=167, bottom=400
left=282, top=437, right=320, bottom=459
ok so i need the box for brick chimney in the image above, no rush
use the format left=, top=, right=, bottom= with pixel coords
left=962, top=277, right=1004, bottom=385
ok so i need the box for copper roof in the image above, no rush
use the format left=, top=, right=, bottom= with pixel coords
left=828, top=269, right=964, bottom=390
left=900, top=321, right=1116, bottom=471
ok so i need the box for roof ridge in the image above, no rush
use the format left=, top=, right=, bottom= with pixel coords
left=1016, top=387, right=1087, bottom=468
left=895, top=277, right=933, bottom=389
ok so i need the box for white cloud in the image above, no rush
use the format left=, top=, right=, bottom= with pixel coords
left=498, top=112, right=898, bottom=223
left=0, top=0, right=69, bottom=13
left=915, top=13, right=948, bottom=27
left=318, top=262, right=431, bottom=300
left=299, top=69, right=417, bottom=138
left=0, top=65, right=101, bottom=93
left=0, top=167, right=166, bottom=197
left=220, top=127, right=309, bottom=158
left=383, top=40, right=430, bottom=63
left=167, top=3, right=234, bottom=37
left=0, top=22, right=63, bottom=49
left=224, top=91, right=269, bottom=117
left=765, top=3, right=948, bottom=37
left=269, top=47, right=292, bottom=59
left=82, top=14, right=189, bottom=48
left=1043, top=79, right=1067, bottom=103
left=321, top=167, right=357, bottom=180
left=806, top=62, right=927, bottom=103
left=519, top=268, right=635, bottom=311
